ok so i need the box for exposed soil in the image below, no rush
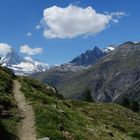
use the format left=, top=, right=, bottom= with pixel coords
left=13, top=80, right=37, bottom=140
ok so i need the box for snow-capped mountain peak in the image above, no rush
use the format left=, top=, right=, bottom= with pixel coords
left=0, top=49, right=49, bottom=75
left=104, top=45, right=116, bottom=53
left=0, top=48, right=24, bottom=65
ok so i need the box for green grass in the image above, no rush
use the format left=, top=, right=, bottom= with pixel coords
left=19, top=76, right=140, bottom=140
left=0, top=66, right=20, bottom=140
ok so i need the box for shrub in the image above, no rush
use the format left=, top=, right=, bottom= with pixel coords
left=130, top=101, right=139, bottom=112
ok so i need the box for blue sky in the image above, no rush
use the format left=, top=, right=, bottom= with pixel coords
left=0, top=0, right=140, bottom=65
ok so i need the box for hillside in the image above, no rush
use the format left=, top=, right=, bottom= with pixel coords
left=19, top=77, right=140, bottom=140
left=114, top=79, right=140, bottom=103
left=0, top=66, right=19, bottom=140
left=51, top=41, right=140, bottom=103
left=1, top=66, right=140, bottom=140
left=31, top=67, right=74, bottom=86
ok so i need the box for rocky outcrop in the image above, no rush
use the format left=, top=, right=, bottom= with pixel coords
left=70, top=46, right=106, bottom=66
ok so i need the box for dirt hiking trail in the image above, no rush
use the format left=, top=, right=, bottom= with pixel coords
left=13, top=80, right=37, bottom=140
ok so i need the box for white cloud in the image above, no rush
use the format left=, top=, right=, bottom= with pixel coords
left=20, top=45, right=43, bottom=55
left=41, top=5, right=126, bottom=39
left=110, top=11, right=127, bottom=18
left=35, top=25, right=41, bottom=30
left=27, top=32, right=32, bottom=37
left=0, top=43, right=12, bottom=55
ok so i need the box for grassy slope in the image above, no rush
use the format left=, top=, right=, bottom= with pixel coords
left=20, top=77, right=140, bottom=140
left=0, top=66, right=20, bottom=140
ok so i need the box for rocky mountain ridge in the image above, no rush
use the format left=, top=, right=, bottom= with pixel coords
left=56, top=41, right=140, bottom=103
left=31, top=46, right=114, bottom=86
left=69, top=46, right=106, bottom=66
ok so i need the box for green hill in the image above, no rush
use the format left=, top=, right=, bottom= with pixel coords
left=0, top=66, right=20, bottom=140
left=19, top=77, right=140, bottom=140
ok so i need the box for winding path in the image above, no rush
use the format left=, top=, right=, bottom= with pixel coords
left=13, top=80, right=37, bottom=140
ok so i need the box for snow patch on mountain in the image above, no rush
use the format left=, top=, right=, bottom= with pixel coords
left=104, top=45, right=115, bottom=53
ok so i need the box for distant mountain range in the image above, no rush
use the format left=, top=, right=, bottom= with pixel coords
left=31, top=46, right=115, bottom=85
left=0, top=49, right=48, bottom=75
left=0, top=46, right=114, bottom=76
left=32, top=41, right=140, bottom=105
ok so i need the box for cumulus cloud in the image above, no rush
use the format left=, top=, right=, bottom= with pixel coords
left=27, top=32, right=32, bottom=37
left=41, top=5, right=126, bottom=39
left=0, top=43, right=12, bottom=55
left=20, top=45, right=43, bottom=55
